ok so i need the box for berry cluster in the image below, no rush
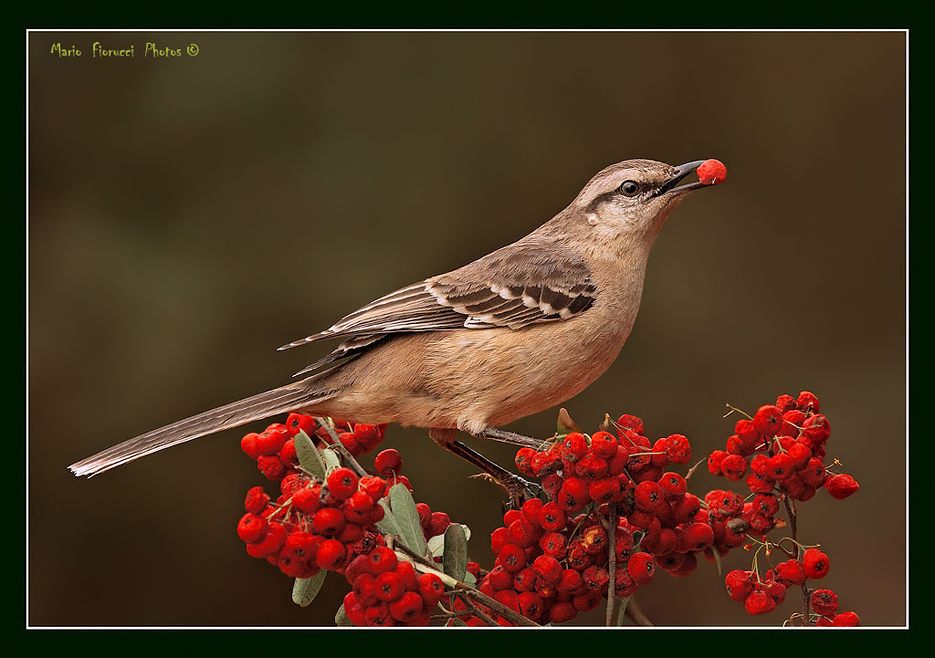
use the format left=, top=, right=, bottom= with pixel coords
left=707, top=391, right=858, bottom=507
left=462, top=416, right=715, bottom=625
left=709, top=392, right=860, bottom=625
left=240, top=413, right=387, bottom=481
left=236, top=413, right=475, bottom=626
left=340, top=547, right=480, bottom=627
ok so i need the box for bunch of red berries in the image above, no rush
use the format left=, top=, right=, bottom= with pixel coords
left=236, top=457, right=393, bottom=578
left=237, top=414, right=474, bottom=626
left=464, top=415, right=718, bottom=625
left=340, top=548, right=480, bottom=627
left=240, top=413, right=387, bottom=481
left=710, top=392, right=860, bottom=625
left=707, top=391, right=859, bottom=506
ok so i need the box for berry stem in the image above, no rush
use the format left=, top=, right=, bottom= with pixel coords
left=462, top=597, right=498, bottom=627
left=314, top=416, right=369, bottom=477
left=723, top=403, right=753, bottom=420
left=605, top=501, right=617, bottom=627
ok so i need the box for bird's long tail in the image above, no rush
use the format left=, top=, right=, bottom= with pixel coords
left=68, top=379, right=338, bottom=478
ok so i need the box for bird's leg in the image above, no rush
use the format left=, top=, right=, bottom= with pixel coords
left=476, top=427, right=544, bottom=449
left=429, top=429, right=541, bottom=507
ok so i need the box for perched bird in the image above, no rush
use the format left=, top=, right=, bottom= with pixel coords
left=69, top=158, right=723, bottom=490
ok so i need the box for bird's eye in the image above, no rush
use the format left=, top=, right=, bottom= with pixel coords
left=618, top=180, right=640, bottom=197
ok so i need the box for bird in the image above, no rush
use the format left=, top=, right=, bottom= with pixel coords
left=69, top=157, right=722, bottom=491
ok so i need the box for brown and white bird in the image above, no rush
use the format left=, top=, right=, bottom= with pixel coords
left=69, top=158, right=722, bottom=485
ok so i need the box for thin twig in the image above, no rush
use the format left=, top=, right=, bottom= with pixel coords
left=624, top=598, right=654, bottom=626
left=462, top=597, right=498, bottom=627
left=605, top=502, right=617, bottom=627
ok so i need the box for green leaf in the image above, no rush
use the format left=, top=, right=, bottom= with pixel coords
left=386, top=483, right=429, bottom=557
left=448, top=618, right=468, bottom=627
left=442, top=524, right=468, bottom=582
left=463, top=571, right=477, bottom=587
left=712, top=547, right=723, bottom=576
left=428, top=524, right=471, bottom=558
left=321, top=447, right=342, bottom=476
left=293, top=430, right=325, bottom=480
left=615, top=596, right=632, bottom=626
left=335, top=603, right=353, bottom=626
left=292, top=570, right=327, bottom=607
left=374, top=497, right=406, bottom=540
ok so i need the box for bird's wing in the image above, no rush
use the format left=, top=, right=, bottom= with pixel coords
left=278, top=241, right=597, bottom=353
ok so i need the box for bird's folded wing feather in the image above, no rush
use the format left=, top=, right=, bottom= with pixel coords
left=278, top=241, right=597, bottom=352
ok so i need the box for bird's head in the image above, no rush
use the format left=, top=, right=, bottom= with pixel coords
left=564, top=158, right=721, bottom=251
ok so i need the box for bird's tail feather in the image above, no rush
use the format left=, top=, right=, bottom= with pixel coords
left=68, top=380, right=337, bottom=478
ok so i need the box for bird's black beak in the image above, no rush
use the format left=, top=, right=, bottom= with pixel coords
left=652, top=160, right=710, bottom=197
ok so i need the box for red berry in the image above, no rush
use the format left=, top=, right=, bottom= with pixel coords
left=665, top=434, right=692, bottom=464
left=364, top=602, right=393, bottom=626
left=766, top=453, right=795, bottom=481
left=315, top=539, right=346, bottom=570
left=538, top=502, right=567, bottom=532
left=282, top=530, right=320, bottom=562
left=417, top=572, right=445, bottom=605
left=810, top=589, right=839, bottom=616
left=389, top=591, right=424, bottom=622
left=831, top=611, right=860, bottom=626
left=590, top=431, right=619, bottom=459
left=375, top=571, right=404, bottom=602
left=285, top=413, right=315, bottom=437
left=498, top=544, right=527, bottom=573
left=236, top=513, right=268, bottom=543
left=796, top=391, right=820, bottom=413
left=353, top=423, right=385, bottom=452
left=776, top=559, right=807, bottom=586
left=539, top=532, right=568, bottom=559
left=721, top=454, right=748, bottom=481
left=291, top=486, right=321, bottom=514
left=658, top=472, right=687, bottom=499
left=802, top=415, right=831, bottom=443
left=803, top=548, right=830, bottom=579
left=343, top=490, right=375, bottom=524
left=368, top=546, right=398, bottom=574
left=562, top=433, right=589, bottom=462
left=558, top=477, right=590, bottom=511
left=358, top=476, right=387, bottom=501
left=517, top=591, right=545, bottom=621
left=680, top=522, right=714, bottom=552
left=312, top=507, right=346, bottom=536
left=427, top=512, right=451, bottom=537
left=725, top=570, right=754, bottom=602
left=634, top=481, right=664, bottom=512
left=589, top=477, right=621, bottom=505
left=753, top=405, right=783, bottom=437
left=696, top=158, right=727, bottom=185
left=628, top=552, right=655, bottom=585
left=744, top=588, right=776, bottom=615
left=257, top=455, right=286, bottom=481
left=533, top=555, right=563, bottom=585
left=256, top=425, right=289, bottom=456
left=616, top=414, right=645, bottom=436
left=240, top=432, right=261, bottom=460
left=775, top=394, right=797, bottom=414
left=707, top=450, right=728, bottom=475
left=515, top=447, right=536, bottom=477
left=326, top=467, right=359, bottom=500
left=825, top=473, right=859, bottom=499
left=374, top=449, right=402, bottom=477
left=801, top=458, right=827, bottom=487
left=244, top=486, right=270, bottom=514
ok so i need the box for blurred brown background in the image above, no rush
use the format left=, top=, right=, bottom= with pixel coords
left=28, top=31, right=906, bottom=627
